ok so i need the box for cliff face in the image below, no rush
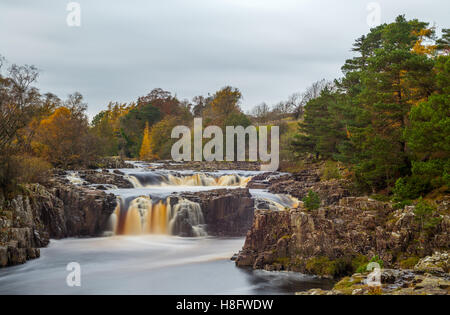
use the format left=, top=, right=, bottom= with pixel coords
left=0, top=182, right=117, bottom=267
left=236, top=196, right=450, bottom=273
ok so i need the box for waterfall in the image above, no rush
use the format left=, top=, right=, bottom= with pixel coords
left=126, top=172, right=251, bottom=188
left=109, top=196, right=206, bottom=237
left=168, top=199, right=207, bottom=237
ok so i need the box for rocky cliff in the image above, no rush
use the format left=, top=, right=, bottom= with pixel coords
left=236, top=170, right=450, bottom=277
left=0, top=181, right=117, bottom=267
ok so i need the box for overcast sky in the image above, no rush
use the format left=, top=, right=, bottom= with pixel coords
left=1, top=0, right=449, bottom=118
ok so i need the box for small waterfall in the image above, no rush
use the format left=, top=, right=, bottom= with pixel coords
left=250, top=190, right=300, bottom=211
left=126, top=172, right=251, bottom=188
left=66, top=171, right=85, bottom=185
left=169, top=199, right=207, bottom=237
left=109, top=196, right=206, bottom=237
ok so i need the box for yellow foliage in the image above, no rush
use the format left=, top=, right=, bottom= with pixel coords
left=412, top=28, right=437, bottom=55
left=139, top=122, right=156, bottom=160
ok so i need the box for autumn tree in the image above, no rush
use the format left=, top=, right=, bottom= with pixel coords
left=149, top=117, right=178, bottom=159
left=139, top=122, right=156, bottom=160
left=205, top=86, right=242, bottom=125
left=34, top=94, right=99, bottom=168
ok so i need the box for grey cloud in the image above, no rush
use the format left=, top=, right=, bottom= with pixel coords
left=0, top=0, right=449, bottom=118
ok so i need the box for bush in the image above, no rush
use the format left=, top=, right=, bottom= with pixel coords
left=16, top=156, right=52, bottom=184
left=320, top=161, right=342, bottom=180
left=355, top=255, right=384, bottom=273
left=414, top=198, right=442, bottom=232
left=393, top=176, right=431, bottom=201
left=0, top=155, right=51, bottom=195
left=393, top=199, right=413, bottom=210
left=399, top=256, right=420, bottom=269
left=306, top=256, right=354, bottom=278
left=352, top=255, right=369, bottom=273
left=305, top=256, right=336, bottom=277
left=302, top=190, right=320, bottom=210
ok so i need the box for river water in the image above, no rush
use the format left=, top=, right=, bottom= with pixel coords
left=0, top=164, right=333, bottom=294
left=0, top=236, right=333, bottom=295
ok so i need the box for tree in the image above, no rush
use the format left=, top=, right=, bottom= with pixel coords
left=0, top=62, right=41, bottom=152
left=292, top=87, right=346, bottom=159
left=338, top=16, right=437, bottom=190
left=207, top=86, right=242, bottom=124
left=149, top=117, right=178, bottom=159
left=139, top=122, right=156, bottom=160
left=404, top=55, right=450, bottom=191
left=120, top=103, right=161, bottom=157
left=251, top=103, right=271, bottom=123
left=34, top=95, right=99, bottom=168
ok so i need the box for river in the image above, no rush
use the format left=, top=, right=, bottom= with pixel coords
left=0, top=236, right=333, bottom=295
left=0, top=164, right=334, bottom=294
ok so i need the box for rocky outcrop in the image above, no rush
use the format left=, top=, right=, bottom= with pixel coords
left=0, top=182, right=117, bottom=267
left=155, top=161, right=261, bottom=171
left=268, top=173, right=350, bottom=205
left=77, top=170, right=134, bottom=189
left=181, top=188, right=255, bottom=236
left=414, top=252, right=449, bottom=275
left=235, top=197, right=450, bottom=273
left=299, top=252, right=450, bottom=295
left=90, top=157, right=134, bottom=169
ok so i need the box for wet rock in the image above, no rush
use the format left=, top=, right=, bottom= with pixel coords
left=78, top=170, right=133, bottom=189
left=182, top=188, right=255, bottom=237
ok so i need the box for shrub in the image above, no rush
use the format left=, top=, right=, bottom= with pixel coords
left=0, top=155, right=51, bottom=195
left=306, top=256, right=354, bottom=278
left=320, top=161, right=342, bottom=180
left=16, top=156, right=52, bottom=184
left=302, top=190, right=320, bottom=210
left=399, top=256, right=420, bottom=269
left=413, top=198, right=442, bottom=232
left=352, top=255, right=369, bottom=273
left=355, top=255, right=384, bottom=273
left=305, top=256, right=336, bottom=277
left=393, top=176, right=431, bottom=201
left=393, top=199, right=413, bottom=210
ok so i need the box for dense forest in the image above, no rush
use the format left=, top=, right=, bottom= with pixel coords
left=0, top=15, right=448, bottom=204
left=294, top=16, right=449, bottom=200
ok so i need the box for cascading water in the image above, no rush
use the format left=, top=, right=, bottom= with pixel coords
left=126, top=171, right=251, bottom=188
left=169, top=199, right=207, bottom=237
left=105, top=168, right=299, bottom=237
left=108, top=196, right=206, bottom=237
